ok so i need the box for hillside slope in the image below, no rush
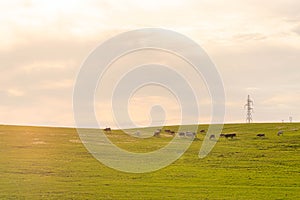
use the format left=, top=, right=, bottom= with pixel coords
left=0, top=123, right=299, bottom=199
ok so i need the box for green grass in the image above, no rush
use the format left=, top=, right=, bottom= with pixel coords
left=0, top=123, right=299, bottom=199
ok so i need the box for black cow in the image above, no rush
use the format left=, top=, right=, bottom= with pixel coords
left=256, top=133, right=265, bottom=137
left=224, top=133, right=236, bottom=138
left=104, top=127, right=111, bottom=132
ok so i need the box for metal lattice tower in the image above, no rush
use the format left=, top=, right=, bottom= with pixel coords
left=244, top=95, right=254, bottom=123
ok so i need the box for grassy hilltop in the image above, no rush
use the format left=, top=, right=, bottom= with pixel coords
left=0, top=123, right=299, bottom=199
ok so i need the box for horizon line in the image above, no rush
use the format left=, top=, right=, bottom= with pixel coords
left=1, top=121, right=299, bottom=130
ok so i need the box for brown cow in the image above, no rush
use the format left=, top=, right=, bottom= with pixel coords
left=170, top=131, right=175, bottom=136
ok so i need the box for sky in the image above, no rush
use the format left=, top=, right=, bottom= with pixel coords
left=1, top=0, right=300, bottom=128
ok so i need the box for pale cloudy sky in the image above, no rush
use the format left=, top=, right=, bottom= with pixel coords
left=1, top=0, right=300, bottom=128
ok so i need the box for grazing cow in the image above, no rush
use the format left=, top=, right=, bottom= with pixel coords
left=200, top=129, right=206, bottom=133
left=185, top=132, right=196, bottom=137
left=104, top=127, right=111, bottom=132
left=135, top=131, right=140, bottom=137
left=277, top=131, right=283, bottom=136
left=164, top=129, right=171, bottom=133
left=209, top=134, right=215, bottom=140
left=153, top=131, right=160, bottom=137
left=256, top=133, right=265, bottom=137
left=178, top=132, right=185, bottom=137
left=224, top=133, right=236, bottom=139
left=170, top=131, right=175, bottom=136
left=153, top=129, right=161, bottom=137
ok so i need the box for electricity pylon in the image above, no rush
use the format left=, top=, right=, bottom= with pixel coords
left=244, top=95, right=254, bottom=123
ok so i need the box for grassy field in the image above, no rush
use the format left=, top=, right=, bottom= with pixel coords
left=0, top=123, right=299, bottom=199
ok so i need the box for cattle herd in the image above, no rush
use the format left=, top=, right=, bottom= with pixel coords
left=103, top=127, right=285, bottom=139
left=151, top=129, right=284, bottom=139
left=151, top=129, right=239, bottom=139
